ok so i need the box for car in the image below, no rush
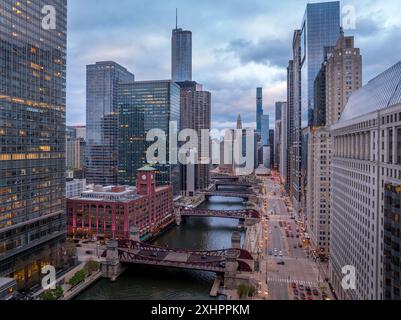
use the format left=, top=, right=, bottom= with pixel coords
left=300, top=293, right=306, bottom=300
left=279, top=251, right=283, bottom=257
left=299, top=285, right=305, bottom=291
left=293, top=289, right=299, bottom=296
left=292, top=282, right=297, bottom=289
left=219, top=262, right=226, bottom=268
left=277, top=261, right=285, bottom=265
left=151, top=252, right=158, bottom=257
left=322, top=294, right=330, bottom=300
left=299, top=244, right=303, bottom=248
left=274, top=248, right=278, bottom=252
left=313, top=289, right=319, bottom=296
left=294, top=245, right=298, bottom=249
left=268, top=250, right=273, bottom=256
left=306, top=286, right=311, bottom=292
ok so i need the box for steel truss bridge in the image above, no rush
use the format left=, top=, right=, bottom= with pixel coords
left=181, top=208, right=260, bottom=220
left=117, top=240, right=254, bottom=273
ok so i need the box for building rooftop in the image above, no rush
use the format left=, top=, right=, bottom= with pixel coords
left=340, top=61, right=401, bottom=122
left=137, top=166, right=157, bottom=172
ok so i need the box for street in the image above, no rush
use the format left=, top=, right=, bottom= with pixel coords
left=258, top=172, right=333, bottom=301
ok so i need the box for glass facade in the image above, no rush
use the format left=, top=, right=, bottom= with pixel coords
left=172, top=28, right=192, bottom=82
left=85, top=61, right=135, bottom=186
left=0, top=0, right=67, bottom=284
left=261, top=115, right=270, bottom=147
left=118, top=81, right=181, bottom=195
left=300, top=1, right=340, bottom=128
left=256, top=88, right=263, bottom=132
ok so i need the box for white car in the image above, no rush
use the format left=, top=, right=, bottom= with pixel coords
left=279, top=251, right=283, bottom=257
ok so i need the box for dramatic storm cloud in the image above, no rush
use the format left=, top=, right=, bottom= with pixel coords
left=67, top=0, right=401, bottom=129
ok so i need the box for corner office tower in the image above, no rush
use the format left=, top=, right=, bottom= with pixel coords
left=0, top=0, right=67, bottom=288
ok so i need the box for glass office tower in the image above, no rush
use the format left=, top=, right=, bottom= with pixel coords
left=86, top=61, right=135, bottom=186
left=172, top=28, right=192, bottom=82
left=118, top=81, right=181, bottom=195
left=300, top=1, right=340, bottom=128
left=256, top=88, right=264, bottom=132
left=0, top=0, right=67, bottom=288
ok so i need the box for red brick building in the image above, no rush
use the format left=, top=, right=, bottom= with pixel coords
left=67, top=167, right=174, bottom=241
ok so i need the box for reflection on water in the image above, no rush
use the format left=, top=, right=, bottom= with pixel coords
left=75, top=196, right=245, bottom=300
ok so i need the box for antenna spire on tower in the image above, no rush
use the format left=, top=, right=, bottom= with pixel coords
left=176, top=8, right=178, bottom=29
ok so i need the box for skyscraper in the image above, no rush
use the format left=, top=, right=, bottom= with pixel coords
left=261, top=115, right=270, bottom=146
left=286, top=60, right=295, bottom=193
left=85, top=61, right=135, bottom=186
left=256, top=88, right=264, bottom=132
left=118, top=80, right=181, bottom=195
left=300, top=1, right=340, bottom=128
left=0, top=0, right=67, bottom=288
left=178, top=82, right=211, bottom=191
left=306, top=32, right=362, bottom=259
left=172, top=13, right=192, bottom=82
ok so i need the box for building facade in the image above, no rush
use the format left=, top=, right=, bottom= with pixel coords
left=172, top=27, right=192, bottom=82
left=0, top=0, right=67, bottom=288
left=261, top=114, right=270, bottom=147
left=256, top=88, right=264, bottom=133
left=286, top=60, right=295, bottom=193
left=300, top=1, right=340, bottom=128
left=330, top=62, right=401, bottom=300
left=85, top=61, right=135, bottom=186
left=118, top=80, right=181, bottom=194
left=67, top=167, right=173, bottom=242
left=179, top=82, right=211, bottom=191
left=306, top=32, right=362, bottom=258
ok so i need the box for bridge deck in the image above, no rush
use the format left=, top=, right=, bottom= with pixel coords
left=116, top=240, right=254, bottom=273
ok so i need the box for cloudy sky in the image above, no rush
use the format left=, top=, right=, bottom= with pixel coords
left=67, top=0, right=401, bottom=129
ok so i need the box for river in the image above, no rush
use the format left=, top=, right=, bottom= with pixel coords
left=75, top=195, right=246, bottom=300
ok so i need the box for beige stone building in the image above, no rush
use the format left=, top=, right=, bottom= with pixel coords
left=306, top=31, right=362, bottom=258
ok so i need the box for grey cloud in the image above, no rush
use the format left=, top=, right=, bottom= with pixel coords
left=223, top=38, right=290, bottom=68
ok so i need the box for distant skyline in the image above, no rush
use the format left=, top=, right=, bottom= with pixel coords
left=67, top=0, right=401, bottom=129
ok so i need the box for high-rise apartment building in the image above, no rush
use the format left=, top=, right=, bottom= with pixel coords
left=172, top=22, right=192, bottom=82
left=286, top=60, right=295, bottom=193
left=306, top=32, right=362, bottom=258
left=178, top=82, right=211, bottom=191
left=0, top=0, right=67, bottom=288
left=118, top=81, right=181, bottom=195
left=275, top=102, right=286, bottom=170
left=256, top=88, right=264, bottom=133
left=330, top=62, right=401, bottom=300
left=290, top=30, right=303, bottom=211
left=280, top=102, right=288, bottom=185
left=85, top=61, right=135, bottom=186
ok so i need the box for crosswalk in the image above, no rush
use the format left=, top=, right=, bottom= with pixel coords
left=266, top=277, right=317, bottom=287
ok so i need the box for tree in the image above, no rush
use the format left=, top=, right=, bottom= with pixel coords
left=237, top=284, right=248, bottom=299
left=42, top=286, right=64, bottom=300
left=84, top=260, right=100, bottom=275
left=68, top=270, right=86, bottom=287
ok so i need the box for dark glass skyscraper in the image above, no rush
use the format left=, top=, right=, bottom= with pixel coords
left=86, top=61, right=135, bottom=186
left=256, top=88, right=263, bottom=132
left=300, top=1, right=340, bottom=128
left=0, top=0, right=67, bottom=287
left=118, top=81, right=181, bottom=195
left=172, top=25, right=192, bottom=82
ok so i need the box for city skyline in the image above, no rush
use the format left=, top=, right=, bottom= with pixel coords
left=67, top=0, right=401, bottom=129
